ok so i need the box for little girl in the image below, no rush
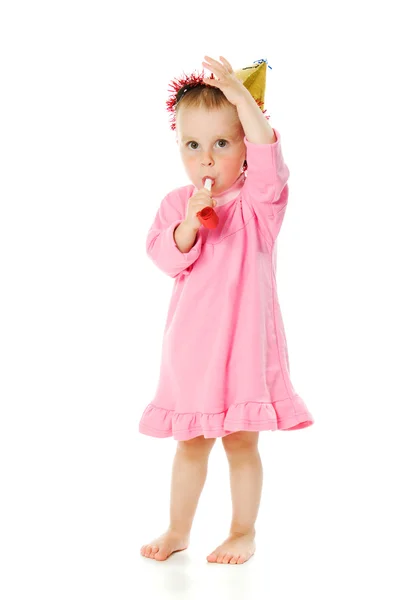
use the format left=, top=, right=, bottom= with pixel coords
left=139, top=55, right=314, bottom=565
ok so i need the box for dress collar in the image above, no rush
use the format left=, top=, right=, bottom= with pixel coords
left=193, top=171, right=246, bottom=207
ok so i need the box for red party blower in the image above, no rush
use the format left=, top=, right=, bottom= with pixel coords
left=196, top=178, right=219, bottom=229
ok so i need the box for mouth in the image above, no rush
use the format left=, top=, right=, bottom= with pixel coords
left=202, top=176, right=215, bottom=187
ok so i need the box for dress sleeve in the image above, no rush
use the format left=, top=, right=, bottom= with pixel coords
left=146, top=190, right=203, bottom=278
left=241, top=128, right=290, bottom=246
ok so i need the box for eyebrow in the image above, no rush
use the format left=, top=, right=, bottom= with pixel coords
left=181, top=134, right=233, bottom=142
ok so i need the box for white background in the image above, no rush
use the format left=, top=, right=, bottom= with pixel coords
left=1, top=1, right=399, bottom=598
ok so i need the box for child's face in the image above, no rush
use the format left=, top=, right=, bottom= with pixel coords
left=175, top=104, right=246, bottom=194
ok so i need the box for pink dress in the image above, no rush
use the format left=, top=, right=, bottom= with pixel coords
left=139, top=128, right=314, bottom=441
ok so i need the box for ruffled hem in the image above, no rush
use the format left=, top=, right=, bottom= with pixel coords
left=139, top=397, right=314, bottom=441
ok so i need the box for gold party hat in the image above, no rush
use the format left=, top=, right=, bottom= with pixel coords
left=234, top=58, right=270, bottom=112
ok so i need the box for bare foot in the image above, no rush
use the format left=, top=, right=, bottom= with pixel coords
left=140, top=530, right=189, bottom=561
left=206, top=530, right=256, bottom=565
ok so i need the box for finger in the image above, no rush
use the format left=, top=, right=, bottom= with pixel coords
left=194, top=198, right=213, bottom=207
left=194, top=200, right=213, bottom=210
left=204, top=55, right=219, bottom=64
left=202, top=65, right=224, bottom=80
left=204, top=55, right=225, bottom=70
left=202, top=58, right=225, bottom=77
left=204, top=55, right=230, bottom=75
left=219, top=56, right=233, bottom=72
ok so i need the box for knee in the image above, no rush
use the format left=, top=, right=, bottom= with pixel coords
left=177, top=435, right=216, bottom=457
left=222, top=431, right=259, bottom=457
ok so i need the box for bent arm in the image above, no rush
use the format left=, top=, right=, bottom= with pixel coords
left=146, top=192, right=203, bottom=278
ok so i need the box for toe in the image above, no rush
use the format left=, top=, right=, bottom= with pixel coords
left=222, top=554, right=233, bottom=564
left=146, top=545, right=156, bottom=557
left=207, top=553, right=217, bottom=562
left=229, top=555, right=238, bottom=564
left=237, top=555, right=245, bottom=564
left=216, top=553, right=225, bottom=564
left=154, top=549, right=169, bottom=561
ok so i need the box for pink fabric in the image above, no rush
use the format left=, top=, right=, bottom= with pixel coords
left=139, top=128, right=314, bottom=441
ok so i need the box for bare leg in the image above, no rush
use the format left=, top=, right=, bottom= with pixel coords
left=141, top=435, right=216, bottom=561
left=207, top=431, right=262, bottom=565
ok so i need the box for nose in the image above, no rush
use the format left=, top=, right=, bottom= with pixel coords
left=201, top=153, right=214, bottom=167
